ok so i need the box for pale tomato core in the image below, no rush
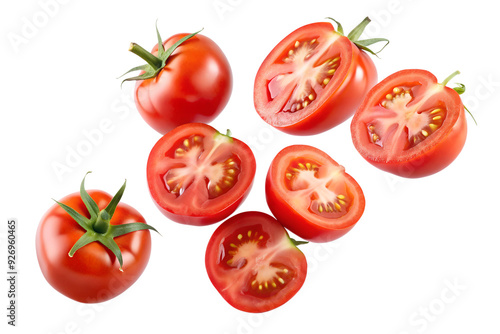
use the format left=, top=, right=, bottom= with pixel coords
left=361, top=83, right=448, bottom=158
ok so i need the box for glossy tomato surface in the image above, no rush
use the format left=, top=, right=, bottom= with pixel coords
left=147, top=123, right=256, bottom=225
left=36, top=190, right=152, bottom=303
left=266, top=145, right=365, bottom=242
left=351, top=69, right=467, bottom=178
left=254, top=21, right=377, bottom=135
left=205, top=211, right=307, bottom=313
left=135, top=33, right=232, bottom=134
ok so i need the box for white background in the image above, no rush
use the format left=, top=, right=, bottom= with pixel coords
left=1, top=0, right=499, bottom=333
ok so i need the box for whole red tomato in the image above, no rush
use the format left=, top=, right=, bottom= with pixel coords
left=266, top=145, right=365, bottom=242
left=122, top=26, right=232, bottom=134
left=351, top=69, right=468, bottom=177
left=147, top=123, right=256, bottom=226
left=36, top=174, right=157, bottom=303
left=254, top=17, right=387, bottom=135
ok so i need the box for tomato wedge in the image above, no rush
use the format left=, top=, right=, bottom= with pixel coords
left=147, top=123, right=256, bottom=225
left=205, top=211, right=307, bottom=313
left=254, top=18, right=385, bottom=135
left=351, top=69, right=468, bottom=178
left=266, top=145, right=365, bottom=242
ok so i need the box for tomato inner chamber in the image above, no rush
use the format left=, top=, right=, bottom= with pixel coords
left=162, top=134, right=242, bottom=199
left=266, top=37, right=341, bottom=114
left=285, top=158, right=351, bottom=219
left=218, top=225, right=294, bottom=297
left=366, top=85, right=447, bottom=151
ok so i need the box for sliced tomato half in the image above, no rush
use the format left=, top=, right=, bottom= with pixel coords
left=266, top=145, right=365, bottom=242
left=205, top=211, right=307, bottom=313
left=351, top=69, right=467, bottom=178
left=254, top=21, right=378, bottom=135
left=147, top=123, right=256, bottom=225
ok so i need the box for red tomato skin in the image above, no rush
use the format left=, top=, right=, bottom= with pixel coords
left=265, top=181, right=354, bottom=242
left=36, top=191, right=151, bottom=303
left=254, top=22, right=378, bottom=135
left=150, top=183, right=253, bottom=226
left=134, top=33, right=232, bottom=134
left=351, top=69, right=468, bottom=178
left=278, top=45, right=377, bottom=135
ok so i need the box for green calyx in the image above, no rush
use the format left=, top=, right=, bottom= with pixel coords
left=326, top=17, right=389, bottom=57
left=214, top=129, right=234, bottom=143
left=440, top=70, right=477, bottom=125
left=290, top=237, right=308, bottom=247
left=55, top=172, right=158, bottom=271
left=120, top=22, right=203, bottom=86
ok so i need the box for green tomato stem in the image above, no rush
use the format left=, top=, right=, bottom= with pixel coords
left=128, top=43, right=163, bottom=70
left=441, top=70, right=461, bottom=86
left=93, top=210, right=111, bottom=234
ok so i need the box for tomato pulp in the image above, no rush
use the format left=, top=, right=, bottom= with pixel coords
left=266, top=145, right=365, bottom=242
left=205, top=211, right=307, bottom=313
left=147, top=123, right=256, bottom=225
left=254, top=21, right=378, bottom=135
left=351, top=69, right=467, bottom=178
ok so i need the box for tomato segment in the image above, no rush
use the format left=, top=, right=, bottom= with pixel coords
left=266, top=145, right=365, bottom=242
left=254, top=21, right=378, bottom=135
left=205, top=212, right=307, bottom=313
left=351, top=69, right=467, bottom=178
left=147, top=123, right=256, bottom=225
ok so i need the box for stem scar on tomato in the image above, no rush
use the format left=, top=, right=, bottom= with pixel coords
left=55, top=172, right=158, bottom=271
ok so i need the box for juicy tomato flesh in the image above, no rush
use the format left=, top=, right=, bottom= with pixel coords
left=362, top=83, right=448, bottom=158
left=162, top=134, right=241, bottom=200
left=206, top=211, right=307, bottom=313
left=351, top=69, right=466, bottom=178
left=284, top=158, right=352, bottom=221
left=266, top=145, right=365, bottom=242
left=260, top=30, right=345, bottom=126
left=147, top=123, right=256, bottom=225
left=266, top=38, right=341, bottom=113
left=219, top=224, right=296, bottom=299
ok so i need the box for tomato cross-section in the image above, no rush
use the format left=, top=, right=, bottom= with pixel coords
left=266, top=145, right=365, bottom=242
left=254, top=21, right=378, bottom=135
left=205, top=211, right=307, bottom=313
left=147, top=123, right=256, bottom=225
left=351, top=69, right=467, bottom=177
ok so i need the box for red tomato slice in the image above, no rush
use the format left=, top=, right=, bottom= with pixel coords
left=147, top=123, right=256, bottom=225
left=266, top=145, right=365, bottom=242
left=254, top=21, right=377, bottom=135
left=351, top=69, right=467, bottom=178
left=205, top=211, right=307, bottom=313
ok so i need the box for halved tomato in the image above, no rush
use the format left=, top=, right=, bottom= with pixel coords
left=351, top=69, right=468, bottom=178
left=205, top=211, right=307, bottom=313
left=147, top=123, right=256, bottom=225
left=266, top=145, right=365, bottom=242
left=254, top=18, right=386, bottom=135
